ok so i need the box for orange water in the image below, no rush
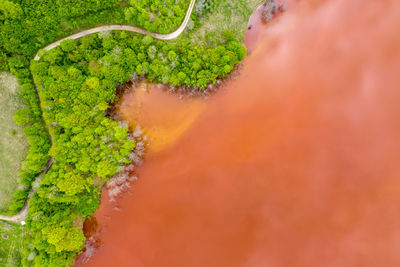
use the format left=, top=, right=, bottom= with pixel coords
left=77, top=0, right=400, bottom=266
left=244, top=0, right=288, bottom=51
left=117, top=82, right=205, bottom=153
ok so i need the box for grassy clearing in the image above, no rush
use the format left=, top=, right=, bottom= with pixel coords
left=0, top=221, right=23, bottom=267
left=185, top=0, right=264, bottom=46
left=0, top=72, right=28, bottom=213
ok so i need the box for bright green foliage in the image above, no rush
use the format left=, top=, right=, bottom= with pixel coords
left=5, top=61, right=51, bottom=215
left=41, top=226, right=85, bottom=252
left=124, top=0, right=190, bottom=33
left=98, top=31, right=245, bottom=88
left=13, top=109, right=31, bottom=126
left=56, top=172, right=88, bottom=196
left=0, top=0, right=22, bottom=21
left=24, top=36, right=136, bottom=266
left=60, top=40, right=78, bottom=53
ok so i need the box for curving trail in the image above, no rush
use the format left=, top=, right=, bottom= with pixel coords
left=0, top=158, right=53, bottom=223
left=34, top=0, right=196, bottom=60
left=0, top=0, right=196, bottom=223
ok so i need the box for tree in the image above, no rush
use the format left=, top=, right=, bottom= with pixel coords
left=96, top=161, right=117, bottom=179
left=57, top=172, right=87, bottom=196
left=85, top=77, right=100, bottom=89
left=0, top=0, right=22, bottom=20
left=13, top=108, right=31, bottom=126
left=142, top=35, right=154, bottom=46
left=41, top=226, right=85, bottom=252
left=60, top=39, right=77, bottom=53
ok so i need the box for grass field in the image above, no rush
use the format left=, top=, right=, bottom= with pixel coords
left=186, top=0, right=264, bottom=46
left=0, top=72, right=28, bottom=213
left=0, top=221, right=23, bottom=267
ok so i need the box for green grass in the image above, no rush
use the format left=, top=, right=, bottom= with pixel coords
left=0, top=221, right=23, bottom=267
left=0, top=72, right=29, bottom=213
left=185, top=0, right=264, bottom=46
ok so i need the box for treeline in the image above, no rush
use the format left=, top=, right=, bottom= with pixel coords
left=23, top=30, right=245, bottom=266
left=25, top=34, right=137, bottom=266
left=77, top=30, right=245, bottom=88
left=5, top=57, right=51, bottom=214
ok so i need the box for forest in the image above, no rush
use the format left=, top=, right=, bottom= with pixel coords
left=24, top=29, right=245, bottom=266
left=0, top=0, right=248, bottom=266
left=1, top=0, right=211, bottom=216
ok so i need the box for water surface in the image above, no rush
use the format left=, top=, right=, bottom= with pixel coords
left=117, top=82, right=205, bottom=153
left=77, top=0, right=400, bottom=266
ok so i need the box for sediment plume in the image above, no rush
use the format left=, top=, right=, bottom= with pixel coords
left=77, top=0, right=400, bottom=266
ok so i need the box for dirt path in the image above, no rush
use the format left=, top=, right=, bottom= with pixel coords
left=0, top=158, right=53, bottom=223
left=0, top=0, right=196, bottom=223
left=34, top=0, right=196, bottom=60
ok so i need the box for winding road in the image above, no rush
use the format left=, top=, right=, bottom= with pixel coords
left=0, top=0, right=196, bottom=223
left=0, top=158, right=53, bottom=223
left=34, top=0, right=196, bottom=61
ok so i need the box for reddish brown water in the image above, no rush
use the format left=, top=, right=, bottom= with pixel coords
left=117, top=82, right=205, bottom=152
left=76, top=0, right=400, bottom=266
left=244, top=0, right=288, bottom=51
